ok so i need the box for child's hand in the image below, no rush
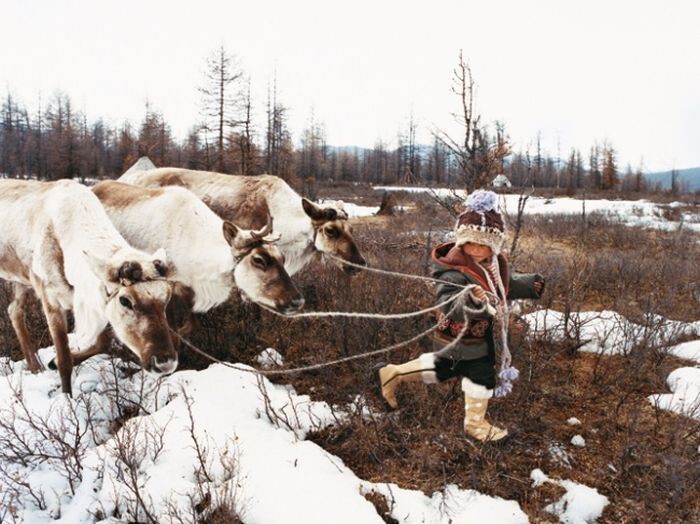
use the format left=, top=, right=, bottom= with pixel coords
left=534, top=280, right=544, bottom=293
left=470, top=285, right=487, bottom=302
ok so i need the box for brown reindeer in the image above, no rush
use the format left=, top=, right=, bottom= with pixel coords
left=119, top=165, right=366, bottom=277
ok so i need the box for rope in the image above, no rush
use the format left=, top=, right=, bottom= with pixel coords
left=256, top=254, right=475, bottom=321
left=173, top=286, right=470, bottom=376
left=257, top=291, right=462, bottom=320
left=325, top=254, right=471, bottom=289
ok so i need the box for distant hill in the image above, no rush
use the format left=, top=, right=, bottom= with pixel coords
left=644, top=167, right=700, bottom=192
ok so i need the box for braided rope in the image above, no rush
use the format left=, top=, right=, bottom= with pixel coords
left=174, top=286, right=470, bottom=376
left=325, top=254, right=472, bottom=289
left=477, top=255, right=517, bottom=397
left=255, top=255, right=476, bottom=320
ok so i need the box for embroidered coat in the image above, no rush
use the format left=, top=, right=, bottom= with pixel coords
left=431, top=242, right=543, bottom=362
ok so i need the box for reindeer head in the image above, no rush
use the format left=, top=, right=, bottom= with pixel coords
left=222, top=217, right=305, bottom=315
left=302, top=198, right=366, bottom=274
left=91, top=248, right=178, bottom=375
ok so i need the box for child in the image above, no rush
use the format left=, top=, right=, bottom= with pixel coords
left=379, top=190, right=544, bottom=442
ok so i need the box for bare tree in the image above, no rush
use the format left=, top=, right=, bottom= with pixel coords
left=433, top=50, right=510, bottom=192
left=199, top=46, right=244, bottom=173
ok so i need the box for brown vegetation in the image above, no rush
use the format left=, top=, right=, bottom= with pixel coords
left=1, top=187, right=698, bottom=521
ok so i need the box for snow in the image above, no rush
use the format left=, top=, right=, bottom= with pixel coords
left=319, top=199, right=379, bottom=218
left=255, top=347, right=284, bottom=368
left=548, top=443, right=573, bottom=469
left=372, top=186, right=700, bottom=232
left=523, top=309, right=699, bottom=356
left=649, top=366, right=700, bottom=420
left=341, top=202, right=380, bottom=218
left=567, top=417, right=582, bottom=426
left=648, top=340, right=700, bottom=419
left=0, top=347, right=528, bottom=524
left=570, top=435, right=586, bottom=447
left=530, top=469, right=609, bottom=524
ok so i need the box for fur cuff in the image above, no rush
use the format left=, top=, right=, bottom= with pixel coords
left=461, top=378, right=493, bottom=399
left=419, top=353, right=438, bottom=383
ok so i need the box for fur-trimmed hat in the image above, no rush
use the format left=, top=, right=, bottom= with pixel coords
left=454, top=190, right=506, bottom=253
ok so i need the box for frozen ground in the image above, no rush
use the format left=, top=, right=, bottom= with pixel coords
left=523, top=309, right=700, bottom=420
left=0, top=347, right=527, bottom=524
left=373, top=186, right=700, bottom=232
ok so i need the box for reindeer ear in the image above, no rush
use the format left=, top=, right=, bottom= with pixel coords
left=84, top=251, right=113, bottom=282
left=302, top=198, right=326, bottom=221
left=152, top=248, right=167, bottom=263
left=222, top=221, right=239, bottom=247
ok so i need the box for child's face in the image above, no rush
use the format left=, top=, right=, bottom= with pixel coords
left=461, top=243, right=493, bottom=264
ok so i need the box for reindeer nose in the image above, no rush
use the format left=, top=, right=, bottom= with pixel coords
left=151, top=355, right=178, bottom=375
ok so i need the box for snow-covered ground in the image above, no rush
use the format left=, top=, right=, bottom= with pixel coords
left=531, top=469, right=609, bottom=524
left=648, top=340, right=700, bottom=420
left=523, top=309, right=700, bottom=420
left=522, top=310, right=700, bottom=356
left=373, top=186, right=700, bottom=232
left=0, top=347, right=527, bottom=524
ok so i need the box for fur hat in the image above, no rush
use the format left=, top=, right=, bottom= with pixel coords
left=454, top=190, right=506, bottom=253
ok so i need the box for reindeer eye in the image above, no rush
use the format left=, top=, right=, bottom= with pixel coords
left=119, top=296, right=133, bottom=310
left=252, top=254, right=268, bottom=269
left=325, top=227, right=340, bottom=239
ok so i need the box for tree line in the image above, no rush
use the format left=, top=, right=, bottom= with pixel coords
left=0, top=49, right=677, bottom=193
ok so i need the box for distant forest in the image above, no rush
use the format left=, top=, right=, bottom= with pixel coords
left=0, top=49, right=692, bottom=194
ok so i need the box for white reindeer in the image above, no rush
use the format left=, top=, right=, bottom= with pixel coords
left=92, top=180, right=304, bottom=314
left=119, top=163, right=366, bottom=277
left=0, top=179, right=178, bottom=395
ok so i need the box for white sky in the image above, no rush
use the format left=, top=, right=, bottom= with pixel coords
left=1, top=0, right=699, bottom=171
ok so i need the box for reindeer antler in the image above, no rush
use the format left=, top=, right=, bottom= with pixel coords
left=251, top=215, right=274, bottom=241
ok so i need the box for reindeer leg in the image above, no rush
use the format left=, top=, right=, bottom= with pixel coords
left=7, top=283, right=43, bottom=373
left=38, top=288, right=72, bottom=396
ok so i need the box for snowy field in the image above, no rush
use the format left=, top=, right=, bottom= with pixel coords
left=0, top=346, right=527, bottom=524
left=372, top=186, right=700, bottom=232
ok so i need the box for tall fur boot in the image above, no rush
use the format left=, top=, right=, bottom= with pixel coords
left=379, top=353, right=437, bottom=409
left=462, top=378, right=508, bottom=442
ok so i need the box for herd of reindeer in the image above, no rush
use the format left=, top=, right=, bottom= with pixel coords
left=0, top=159, right=367, bottom=396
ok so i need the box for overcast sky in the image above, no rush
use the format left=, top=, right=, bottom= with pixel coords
left=2, top=0, right=698, bottom=171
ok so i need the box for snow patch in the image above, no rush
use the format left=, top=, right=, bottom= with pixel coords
left=372, top=186, right=700, bottom=232
left=522, top=309, right=699, bottom=356
left=570, top=435, right=586, bottom=447
left=530, top=469, right=609, bottom=524
left=255, top=347, right=284, bottom=368
left=567, top=417, right=582, bottom=426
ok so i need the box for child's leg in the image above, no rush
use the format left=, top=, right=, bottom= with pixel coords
left=379, top=353, right=438, bottom=409
left=461, top=358, right=507, bottom=442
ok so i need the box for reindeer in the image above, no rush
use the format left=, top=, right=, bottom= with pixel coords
left=0, top=179, right=178, bottom=395
left=90, top=181, right=304, bottom=348
left=119, top=163, right=366, bottom=276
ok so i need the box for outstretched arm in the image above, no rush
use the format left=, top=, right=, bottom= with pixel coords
left=508, top=272, right=545, bottom=300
